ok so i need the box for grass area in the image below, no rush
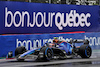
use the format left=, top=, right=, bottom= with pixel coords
left=93, top=49, right=100, bottom=52
left=0, top=57, right=6, bottom=59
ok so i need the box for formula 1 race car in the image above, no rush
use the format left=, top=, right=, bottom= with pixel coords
left=7, top=37, right=92, bottom=61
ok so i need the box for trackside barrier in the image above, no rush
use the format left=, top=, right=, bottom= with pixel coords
left=0, top=1, right=100, bottom=58
left=0, top=32, right=100, bottom=57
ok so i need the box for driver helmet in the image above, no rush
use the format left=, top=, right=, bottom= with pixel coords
left=53, top=37, right=59, bottom=43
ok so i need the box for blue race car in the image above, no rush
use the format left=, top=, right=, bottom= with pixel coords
left=7, top=37, right=92, bottom=61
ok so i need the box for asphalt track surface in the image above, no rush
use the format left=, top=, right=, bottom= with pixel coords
left=0, top=50, right=100, bottom=67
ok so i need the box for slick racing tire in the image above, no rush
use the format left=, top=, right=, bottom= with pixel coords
left=15, top=46, right=26, bottom=61
left=39, top=47, right=53, bottom=61
left=79, top=45, right=92, bottom=58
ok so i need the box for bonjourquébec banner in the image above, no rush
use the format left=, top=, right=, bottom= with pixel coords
left=0, top=1, right=100, bottom=34
left=0, top=32, right=100, bottom=57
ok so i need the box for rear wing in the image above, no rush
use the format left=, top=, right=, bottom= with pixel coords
left=68, top=39, right=89, bottom=44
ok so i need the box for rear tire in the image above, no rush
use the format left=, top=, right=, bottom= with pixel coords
left=79, top=45, right=92, bottom=58
left=15, top=46, right=26, bottom=61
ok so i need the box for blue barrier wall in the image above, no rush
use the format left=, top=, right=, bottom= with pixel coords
left=0, top=1, right=100, bottom=34
left=0, top=1, right=100, bottom=57
left=0, top=32, right=100, bottom=57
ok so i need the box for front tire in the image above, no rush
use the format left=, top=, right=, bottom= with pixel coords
left=15, top=46, right=26, bottom=61
left=38, top=47, right=53, bottom=61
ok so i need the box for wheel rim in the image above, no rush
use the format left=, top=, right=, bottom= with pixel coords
left=45, top=48, right=53, bottom=60
left=47, top=50, right=52, bottom=58
left=85, top=46, right=91, bottom=57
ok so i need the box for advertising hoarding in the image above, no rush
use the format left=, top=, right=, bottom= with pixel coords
left=0, top=32, right=100, bottom=57
left=0, top=1, right=100, bottom=34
